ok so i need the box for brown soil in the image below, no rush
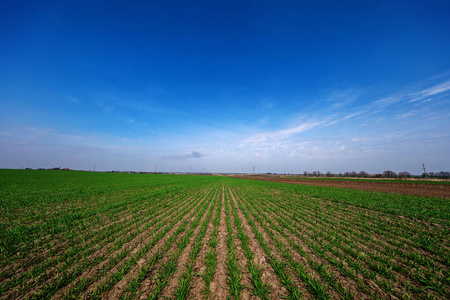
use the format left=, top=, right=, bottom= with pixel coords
left=236, top=187, right=372, bottom=299
left=228, top=187, right=288, bottom=299
left=230, top=188, right=313, bottom=299
left=208, top=186, right=229, bottom=300
left=187, top=196, right=217, bottom=299
left=158, top=191, right=217, bottom=299
left=108, top=187, right=213, bottom=300
left=250, top=192, right=426, bottom=298
left=232, top=176, right=450, bottom=198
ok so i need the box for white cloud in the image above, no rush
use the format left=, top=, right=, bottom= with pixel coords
left=372, top=94, right=406, bottom=107
left=419, top=80, right=450, bottom=96
left=97, top=102, right=114, bottom=112
left=343, top=110, right=366, bottom=120
left=376, top=79, right=450, bottom=105
left=327, top=88, right=364, bottom=108
left=66, top=96, right=80, bottom=103
left=323, top=119, right=340, bottom=126
left=397, top=109, right=424, bottom=118
left=420, top=98, right=433, bottom=104
left=2, top=74, right=450, bottom=174
left=242, top=120, right=323, bottom=143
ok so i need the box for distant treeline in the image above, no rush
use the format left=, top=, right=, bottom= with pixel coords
left=21, top=167, right=211, bottom=175
left=299, top=170, right=450, bottom=179
left=20, top=168, right=450, bottom=179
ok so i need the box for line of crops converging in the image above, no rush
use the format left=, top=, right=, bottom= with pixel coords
left=1, top=169, right=448, bottom=299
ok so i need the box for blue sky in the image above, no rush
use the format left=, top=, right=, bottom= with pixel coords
left=1, top=0, right=449, bottom=174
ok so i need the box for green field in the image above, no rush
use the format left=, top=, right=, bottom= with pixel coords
left=1, top=169, right=449, bottom=299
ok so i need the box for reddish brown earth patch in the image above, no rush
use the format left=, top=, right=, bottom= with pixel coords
left=232, top=176, right=450, bottom=198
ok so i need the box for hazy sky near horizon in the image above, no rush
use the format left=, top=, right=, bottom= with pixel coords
left=1, top=1, right=449, bottom=174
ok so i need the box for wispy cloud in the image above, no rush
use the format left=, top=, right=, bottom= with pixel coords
left=97, top=102, right=114, bottom=113
left=326, top=88, right=365, bottom=108
left=372, top=94, right=406, bottom=107
left=420, top=80, right=450, bottom=97
left=66, top=96, right=80, bottom=103
left=230, top=74, right=450, bottom=171
left=374, top=79, right=450, bottom=106
left=2, top=73, right=449, bottom=173
left=343, top=110, right=366, bottom=120
left=350, top=134, right=403, bottom=143
left=242, top=120, right=323, bottom=143
left=397, top=109, right=422, bottom=118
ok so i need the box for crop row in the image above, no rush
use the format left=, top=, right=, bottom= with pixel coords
left=1, top=170, right=448, bottom=299
left=1, top=172, right=220, bottom=299
left=228, top=179, right=449, bottom=299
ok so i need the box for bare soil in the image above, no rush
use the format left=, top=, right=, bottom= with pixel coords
left=208, top=186, right=228, bottom=300
left=233, top=176, right=450, bottom=198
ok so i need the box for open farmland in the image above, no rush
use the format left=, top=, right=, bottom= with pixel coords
left=233, top=176, right=450, bottom=199
left=1, top=170, right=449, bottom=299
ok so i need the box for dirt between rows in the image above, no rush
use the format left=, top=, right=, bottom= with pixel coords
left=232, top=176, right=450, bottom=198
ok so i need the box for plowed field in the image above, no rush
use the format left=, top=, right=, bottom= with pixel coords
left=233, top=176, right=450, bottom=198
left=1, top=170, right=449, bottom=299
